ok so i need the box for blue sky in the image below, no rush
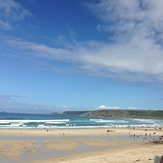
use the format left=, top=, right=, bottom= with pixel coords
left=1, top=0, right=163, bottom=113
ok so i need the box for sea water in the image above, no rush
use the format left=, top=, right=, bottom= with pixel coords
left=0, top=112, right=163, bottom=129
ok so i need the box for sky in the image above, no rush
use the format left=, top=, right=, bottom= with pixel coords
left=0, top=0, right=163, bottom=114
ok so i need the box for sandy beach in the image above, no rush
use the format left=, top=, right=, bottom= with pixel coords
left=0, top=127, right=162, bottom=163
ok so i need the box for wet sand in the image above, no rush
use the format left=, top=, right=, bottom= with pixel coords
left=0, top=127, right=162, bottom=163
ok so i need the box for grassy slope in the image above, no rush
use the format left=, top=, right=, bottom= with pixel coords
left=83, top=110, right=163, bottom=119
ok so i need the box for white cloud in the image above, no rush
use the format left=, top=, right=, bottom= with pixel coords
left=82, top=0, right=163, bottom=79
left=98, top=105, right=121, bottom=110
left=2, top=0, right=163, bottom=85
left=4, top=31, right=163, bottom=83
left=98, top=105, right=140, bottom=110
left=98, top=105, right=107, bottom=109
left=127, top=106, right=138, bottom=110
left=6, top=37, right=72, bottom=60
left=0, top=0, right=32, bottom=29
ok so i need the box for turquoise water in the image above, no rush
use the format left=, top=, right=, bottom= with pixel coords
left=0, top=112, right=163, bottom=128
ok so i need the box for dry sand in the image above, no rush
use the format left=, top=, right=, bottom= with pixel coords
left=0, top=127, right=162, bottom=163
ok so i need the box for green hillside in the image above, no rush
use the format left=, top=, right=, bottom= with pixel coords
left=82, top=110, right=163, bottom=119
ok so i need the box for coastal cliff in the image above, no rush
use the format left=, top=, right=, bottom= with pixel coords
left=62, top=111, right=90, bottom=116
left=51, top=109, right=163, bottom=119
left=82, top=110, right=163, bottom=119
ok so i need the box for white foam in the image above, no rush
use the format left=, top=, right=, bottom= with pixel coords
left=45, top=121, right=67, bottom=124
left=0, top=119, right=69, bottom=123
left=37, top=125, right=46, bottom=128
left=90, top=119, right=129, bottom=123
left=0, top=117, right=162, bottom=129
left=133, top=119, right=155, bottom=123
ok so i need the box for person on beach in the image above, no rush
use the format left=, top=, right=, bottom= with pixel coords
left=161, top=155, right=163, bottom=163
left=154, top=155, right=163, bottom=163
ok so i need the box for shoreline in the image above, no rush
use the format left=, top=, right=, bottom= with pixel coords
left=0, top=126, right=162, bottom=135
left=0, top=128, right=162, bottom=163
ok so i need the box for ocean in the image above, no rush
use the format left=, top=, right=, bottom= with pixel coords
left=0, top=112, right=163, bottom=129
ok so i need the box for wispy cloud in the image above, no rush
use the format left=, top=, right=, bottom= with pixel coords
left=0, top=94, right=53, bottom=113
left=5, top=33, right=163, bottom=84
left=2, top=0, right=163, bottom=85
left=0, top=0, right=32, bottom=30
left=0, top=94, right=26, bottom=102
left=0, top=95, right=91, bottom=113
left=0, top=19, right=11, bottom=30
left=82, top=0, right=163, bottom=81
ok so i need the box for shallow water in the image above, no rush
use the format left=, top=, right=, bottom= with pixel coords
left=0, top=134, right=159, bottom=163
